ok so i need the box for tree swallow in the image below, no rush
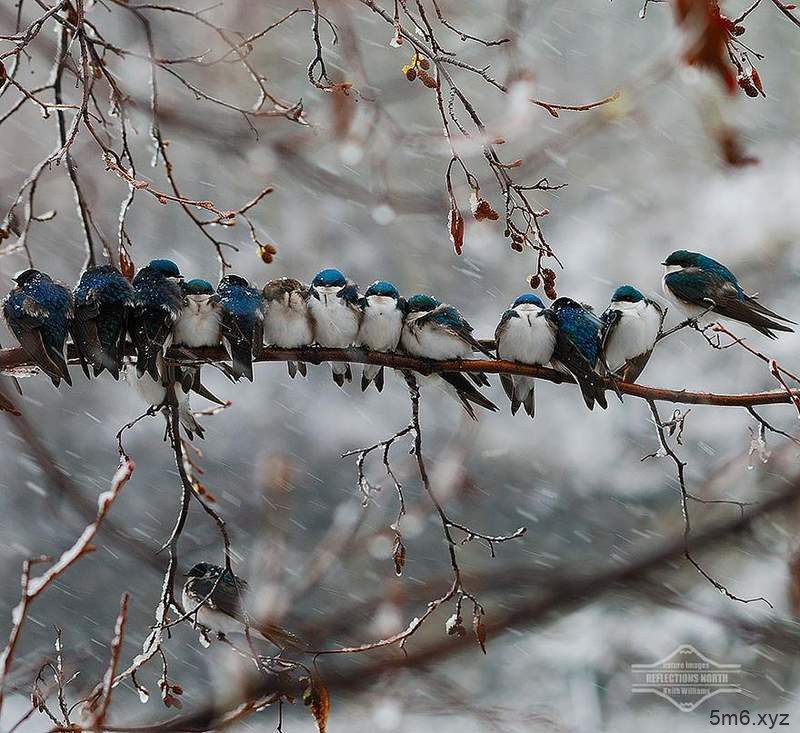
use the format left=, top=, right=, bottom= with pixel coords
left=662, top=250, right=794, bottom=338
left=217, top=274, right=264, bottom=382
left=71, top=265, right=134, bottom=380
left=307, top=268, right=361, bottom=387
left=3, top=269, right=73, bottom=387
left=174, top=279, right=222, bottom=349
left=182, top=562, right=307, bottom=651
left=600, top=285, right=664, bottom=383
left=357, top=280, right=404, bottom=392
left=551, top=297, right=608, bottom=411
left=262, top=277, right=313, bottom=379
left=494, top=293, right=557, bottom=418
left=401, top=293, right=497, bottom=420
left=129, top=259, right=183, bottom=381
left=123, top=356, right=205, bottom=439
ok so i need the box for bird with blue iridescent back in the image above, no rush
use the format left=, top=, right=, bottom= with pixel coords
left=3, top=269, right=73, bottom=387
left=307, top=268, right=361, bottom=387
left=662, top=250, right=794, bottom=338
left=71, top=265, right=134, bottom=380
left=551, top=297, right=608, bottom=410
left=217, top=274, right=264, bottom=382
left=495, top=293, right=557, bottom=418
left=262, top=277, right=313, bottom=379
left=401, top=293, right=497, bottom=420
left=129, top=259, right=183, bottom=381
left=357, top=279, right=404, bottom=392
left=599, top=285, right=664, bottom=384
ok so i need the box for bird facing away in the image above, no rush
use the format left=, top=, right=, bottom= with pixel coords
left=357, top=280, right=404, bottom=392
left=182, top=562, right=307, bottom=651
left=174, top=279, right=222, bottom=349
left=662, top=250, right=794, bottom=339
left=71, top=265, right=134, bottom=380
left=3, top=269, right=73, bottom=387
left=307, top=268, right=361, bottom=387
left=551, top=297, right=608, bottom=411
left=495, top=293, right=557, bottom=418
left=600, top=285, right=664, bottom=384
left=217, top=274, right=264, bottom=382
left=129, top=259, right=183, bottom=381
left=262, top=277, right=313, bottom=379
left=401, top=293, right=498, bottom=420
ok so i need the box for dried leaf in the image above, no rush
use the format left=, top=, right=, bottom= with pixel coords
left=392, top=534, right=406, bottom=576
left=445, top=612, right=466, bottom=637
left=473, top=610, right=487, bottom=654
left=470, top=190, right=500, bottom=222
left=448, top=204, right=464, bottom=256
left=302, top=675, right=330, bottom=733
left=119, top=245, right=135, bottom=281
left=674, top=0, right=736, bottom=94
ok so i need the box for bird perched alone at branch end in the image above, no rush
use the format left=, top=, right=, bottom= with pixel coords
left=662, top=250, right=794, bottom=339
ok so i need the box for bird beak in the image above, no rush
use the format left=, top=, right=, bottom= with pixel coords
left=660, top=261, right=668, bottom=266
left=308, top=288, right=320, bottom=300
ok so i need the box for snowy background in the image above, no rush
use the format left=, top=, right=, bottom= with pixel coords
left=1, top=1, right=800, bottom=731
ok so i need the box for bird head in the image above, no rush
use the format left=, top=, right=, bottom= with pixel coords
left=219, top=274, right=250, bottom=289
left=147, top=259, right=182, bottom=279
left=405, top=293, right=440, bottom=314
left=364, top=280, right=400, bottom=302
left=311, top=268, right=347, bottom=289
left=610, top=285, right=644, bottom=304
left=185, top=561, right=222, bottom=578
left=661, top=250, right=701, bottom=269
left=183, top=278, right=215, bottom=295
left=512, top=293, right=545, bottom=309
left=12, top=269, right=44, bottom=286
left=550, top=296, right=581, bottom=313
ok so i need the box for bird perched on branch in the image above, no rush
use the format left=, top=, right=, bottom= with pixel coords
left=357, top=280, right=404, bottom=392
left=262, top=277, right=313, bottom=379
left=71, top=265, right=134, bottom=380
left=182, top=562, right=307, bottom=651
left=307, top=268, right=361, bottom=387
left=123, top=356, right=205, bottom=440
left=495, top=293, right=557, bottom=418
left=3, top=269, right=73, bottom=387
left=401, top=294, right=497, bottom=420
left=599, top=285, right=664, bottom=384
left=662, top=250, right=794, bottom=338
left=551, top=297, right=608, bottom=410
left=174, top=279, right=221, bottom=349
left=217, top=274, right=264, bottom=382
left=129, top=259, right=183, bottom=381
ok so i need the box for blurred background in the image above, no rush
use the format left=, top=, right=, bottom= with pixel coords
left=1, top=1, right=800, bottom=731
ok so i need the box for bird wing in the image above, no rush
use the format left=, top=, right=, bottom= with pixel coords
left=666, top=269, right=792, bottom=337
left=494, top=309, right=518, bottom=348
left=599, top=308, right=622, bottom=361
left=554, top=328, right=607, bottom=410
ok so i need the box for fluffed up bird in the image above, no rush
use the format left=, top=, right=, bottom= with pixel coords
left=662, top=250, right=794, bottom=339
left=123, top=357, right=206, bottom=440
left=182, top=562, right=307, bottom=651
left=401, top=293, right=498, bottom=420
left=71, top=265, right=134, bottom=380
left=129, top=259, right=183, bottom=381
left=174, top=279, right=221, bottom=349
left=599, top=285, right=664, bottom=384
left=551, top=297, right=608, bottom=410
left=262, top=277, right=313, bottom=379
left=307, top=268, right=361, bottom=387
left=357, top=280, right=404, bottom=392
left=494, top=293, right=557, bottom=418
left=217, top=274, right=264, bottom=382
left=3, top=269, right=73, bottom=387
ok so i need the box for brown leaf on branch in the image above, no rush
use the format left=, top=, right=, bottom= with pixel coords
left=473, top=610, right=487, bottom=654
left=674, top=0, right=737, bottom=93
left=448, top=204, right=465, bottom=256
left=119, top=245, right=135, bottom=282
left=470, top=190, right=500, bottom=222
left=392, top=533, right=406, bottom=576
left=302, top=675, right=330, bottom=733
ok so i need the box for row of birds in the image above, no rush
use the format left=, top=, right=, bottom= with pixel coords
left=2, top=250, right=794, bottom=429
